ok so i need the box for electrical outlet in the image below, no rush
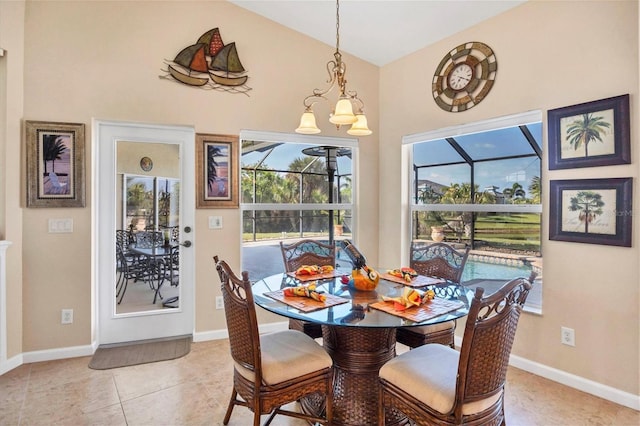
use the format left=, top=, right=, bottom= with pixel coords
left=61, top=309, right=73, bottom=324
left=561, top=326, right=575, bottom=346
left=216, top=296, right=224, bottom=310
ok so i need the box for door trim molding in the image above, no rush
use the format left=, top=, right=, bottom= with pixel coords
left=92, top=119, right=195, bottom=345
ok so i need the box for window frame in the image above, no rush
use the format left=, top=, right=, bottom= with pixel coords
left=403, top=111, right=543, bottom=312
left=239, top=130, right=358, bottom=278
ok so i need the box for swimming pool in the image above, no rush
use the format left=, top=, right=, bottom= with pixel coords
left=461, top=255, right=535, bottom=282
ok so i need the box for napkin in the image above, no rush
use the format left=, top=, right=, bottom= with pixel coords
left=386, top=267, right=418, bottom=282
left=295, top=265, right=334, bottom=276
left=380, top=287, right=435, bottom=311
left=283, top=283, right=327, bottom=302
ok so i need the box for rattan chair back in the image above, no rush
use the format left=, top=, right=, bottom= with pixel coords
left=381, top=274, right=534, bottom=425
left=454, top=275, right=533, bottom=415
left=410, top=242, right=470, bottom=283
left=279, top=239, right=336, bottom=272
left=214, top=256, right=262, bottom=381
left=214, top=255, right=334, bottom=426
left=279, top=239, right=335, bottom=339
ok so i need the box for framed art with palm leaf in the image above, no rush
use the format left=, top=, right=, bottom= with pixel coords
left=196, top=133, right=238, bottom=208
left=549, top=178, right=632, bottom=247
left=26, top=120, right=85, bottom=208
left=548, top=94, right=629, bottom=170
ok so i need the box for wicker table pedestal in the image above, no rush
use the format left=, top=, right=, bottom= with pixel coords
left=300, top=325, right=408, bottom=426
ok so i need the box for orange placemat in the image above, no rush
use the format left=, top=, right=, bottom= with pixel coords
left=380, top=273, right=446, bottom=287
left=264, top=289, right=349, bottom=312
left=370, top=297, right=464, bottom=322
left=286, top=270, right=337, bottom=282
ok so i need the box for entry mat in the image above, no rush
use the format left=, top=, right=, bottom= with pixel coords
left=89, top=335, right=191, bottom=370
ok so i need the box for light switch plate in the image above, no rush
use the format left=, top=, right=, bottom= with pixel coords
left=48, top=218, right=73, bottom=233
left=208, top=216, right=223, bottom=229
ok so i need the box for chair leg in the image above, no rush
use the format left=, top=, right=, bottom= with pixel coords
left=223, top=389, right=237, bottom=425
left=263, top=409, right=278, bottom=426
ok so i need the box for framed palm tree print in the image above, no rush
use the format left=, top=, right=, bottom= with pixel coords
left=25, top=120, right=86, bottom=208
left=196, top=133, right=238, bottom=208
left=548, top=94, right=629, bottom=170
left=549, top=178, right=632, bottom=247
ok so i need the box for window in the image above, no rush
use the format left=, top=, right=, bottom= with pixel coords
left=405, top=112, right=543, bottom=312
left=240, top=131, right=357, bottom=280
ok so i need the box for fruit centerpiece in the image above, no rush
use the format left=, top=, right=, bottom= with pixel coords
left=351, top=265, right=380, bottom=291
left=342, top=240, right=380, bottom=291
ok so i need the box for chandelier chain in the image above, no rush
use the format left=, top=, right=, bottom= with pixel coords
left=294, top=0, right=372, bottom=135
left=335, top=0, right=340, bottom=54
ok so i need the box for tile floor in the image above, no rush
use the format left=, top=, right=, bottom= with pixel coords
left=1, top=339, right=638, bottom=426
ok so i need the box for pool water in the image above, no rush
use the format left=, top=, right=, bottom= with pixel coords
left=461, top=258, right=533, bottom=282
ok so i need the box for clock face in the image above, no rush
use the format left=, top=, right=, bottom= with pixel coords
left=433, top=42, right=497, bottom=112
left=448, top=63, right=473, bottom=91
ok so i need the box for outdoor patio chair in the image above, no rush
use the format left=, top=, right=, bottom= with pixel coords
left=396, top=242, right=470, bottom=349
left=213, top=255, right=333, bottom=426
left=279, top=239, right=336, bottom=339
left=379, top=275, right=534, bottom=425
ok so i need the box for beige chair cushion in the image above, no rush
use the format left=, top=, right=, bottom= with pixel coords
left=380, top=343, right=500, bottom=415
left=234, top=329, right=332, bottom=386
left=401, top=320, right=455, bottom=334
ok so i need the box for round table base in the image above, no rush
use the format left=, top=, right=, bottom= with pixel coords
left=301, top=326, right=408, bottom=426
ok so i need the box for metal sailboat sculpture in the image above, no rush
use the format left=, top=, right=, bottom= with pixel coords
left=164, top=28, right=249, bottom=90
left=168, top=43, right=210, bottom=86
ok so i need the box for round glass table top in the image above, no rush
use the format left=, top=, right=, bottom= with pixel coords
left=252, top=272, right=473, bottom=328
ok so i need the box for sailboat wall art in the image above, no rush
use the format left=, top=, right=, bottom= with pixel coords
left=161, top=28, right=251, bottom=95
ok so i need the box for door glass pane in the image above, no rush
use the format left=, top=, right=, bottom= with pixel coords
left=116, top=141, right=181, bottom=315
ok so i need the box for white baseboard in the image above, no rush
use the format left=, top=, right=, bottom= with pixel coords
left=21, top=344, right=94, bottom=364
left=3, top=324, right=637, bottom=413
left=0, top=353, right=23, bottom=375
left=509, top=353, right=639, bottom=411
left=453, top=336, right=639, bottom=411
left=193, top=321, right=288, bottom=342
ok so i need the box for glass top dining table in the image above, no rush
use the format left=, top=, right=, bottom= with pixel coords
left=252, top=271, right=474, bottom=426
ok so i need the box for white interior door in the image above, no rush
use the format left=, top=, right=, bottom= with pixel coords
left=94, top=119, right=195, bottom=344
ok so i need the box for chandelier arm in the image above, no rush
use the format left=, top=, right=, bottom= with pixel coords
left=349, top=95, right=366, bottom=113
left=295, top=0, right=372, bottom=135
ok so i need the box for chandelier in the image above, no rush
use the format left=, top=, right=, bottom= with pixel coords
left=295, top=0, right=372, bottom=136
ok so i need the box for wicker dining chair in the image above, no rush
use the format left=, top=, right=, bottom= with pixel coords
left=395, top=242, right=470, bottom=349
left=213, top=255, right=334, bottom=426
left=279, top=239, right=336, bottom=339
left=379, top=275, right=534, bottom=426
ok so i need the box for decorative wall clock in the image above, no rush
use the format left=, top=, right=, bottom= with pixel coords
left=140, top=156, right=153, bottom=172
left=432, top=41, right=497, bottom=112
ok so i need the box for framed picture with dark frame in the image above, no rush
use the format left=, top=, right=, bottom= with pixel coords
left=548, top=94, right=630, bottom=170
left=196, top=133, right=238, bottom=208
left=25, top=120, right=86, bottom=208
left=549, top=178, right=632, bottom=247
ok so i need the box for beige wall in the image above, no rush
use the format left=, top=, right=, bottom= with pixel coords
left=10, top=0, right=379, bottom=351
left=1, top=0, right=638, bottom=404
left=379, top=0, right=639, bottom=395
left=0, top=0, right=25, bottom=360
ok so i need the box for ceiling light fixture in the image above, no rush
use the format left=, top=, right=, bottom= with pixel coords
left=295, top=0, right=372, bottom=136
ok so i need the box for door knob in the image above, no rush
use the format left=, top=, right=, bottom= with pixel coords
left=181, top=240, right=192, bottom=247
